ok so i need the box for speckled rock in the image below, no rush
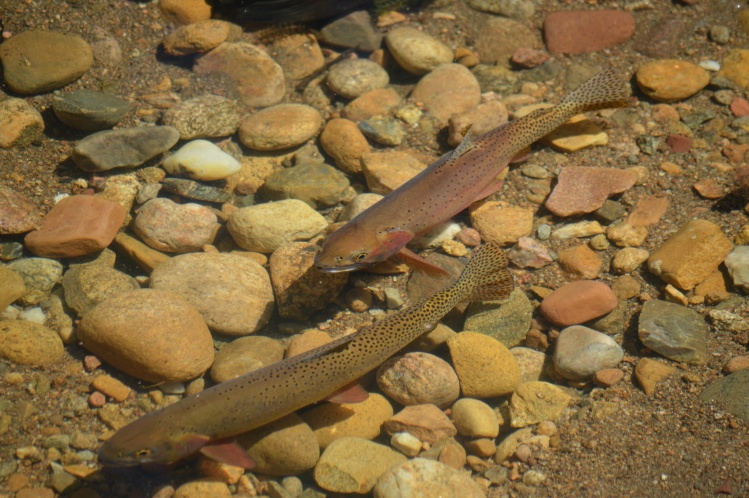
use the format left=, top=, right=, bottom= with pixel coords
left=301, top=393, right=394, bottom=449
left=647, top=219, right=733, bottom=290
left=326, top=58, right=389, bottom=100
left=385, top=27, right=453, bottom=75
left=269, top=241, right=348, bottom=320
left=374, top=458, right=486, bottom=498
left=611, top=247, right=650, bottom=274
left=314, top=437, right=407, bottom=494
left=238, top=413, right=320, bottom=475
left=162, top=140, right=241, bottom=181
left=510, top=381, right=572, bottom=427
left=24, top=195, right=126, bottom=258
left=319, top=118, right=371, bottom=175
left=469, top=201, right=533, bottom=245
left=539, top=281, right=618, bottom=327
left=62, top=262, right=140, bottom=317
left=698, top=369, right=749, bottom=422
left=638, top=299, right=707, bottom=365
left=0, top=98, right=45, bottom=148
left=717, top=49, right=749, bottom=90
left=0, top=186, right=42, bottom=234
left=553, top=325, right=624, bottom=381
left=451, top=398, right=498, bottom=438
left=476, top=17, right=539, bottom=67
left=0, top=321, right=64, bottom=366
left=260, top=161, right=350, bottom=209
left=72, top=126, right=180, bottom=172
left=543, top=10, right=635, bottom=55
left=358, top=116, right=406, bottom=146
left=512, top=347, right=548, bottom=383
left=361, top=151, right=426, bottom=195
left=174, top=481, right=231, bottom=498
left=636, top=60, right=710, bottom=102
left=228, top=199, right=328, bottom=253
left=724, top=246, right=749, bottom=292
left=447, top=331, right=521, bottom=397
left=0, top=268, right=26, bottom=310
left=376, top=353, right=460, bottom=409
left=268, top=32, right=325, bottom=80
left=162, top=95, right=240, bottom=139
left=210, top=336, right=284, bottom=383
left=150, top=252, right=274, bottom=336
left=133, top=198, right=219, bottom=253
left=239, top=104, right=323, bottom=151
left=545, top=167, right=637, bottom=217
left=382, top=404, right=456, bottom=444
left=464, top=288, right=533, bottom=348
left=410, top=64, right=481, bottom=125
left=158, top=0, right=212, bottom=25
left=78, top=289, right=214, bottom=382
left=0, top=30, right=93, bottom=94
left=52, top=90, right=130, bottom=131
left=162, top=19, right=234, bottom=55
left=6, top=258, right=62, bottom=305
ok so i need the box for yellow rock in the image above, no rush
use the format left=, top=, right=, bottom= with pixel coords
left=542, top=114, right=609, bottom=152
left=447, top=331, right=521, bottom=397
left=634, top=357, right=676, bottom=395
left=509, top=381, right=572, bottom=427
left=718, top=49, right=749, bottom=90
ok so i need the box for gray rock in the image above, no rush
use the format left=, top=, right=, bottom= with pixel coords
left=385, top=27, right=454, bottom=76
left=62, top=262, right=140, bottom=317
left=72, top=126, right=180, bottom=172
left=326, top=58, right=389, bottom=100
left=162, top=94, right=240, bottom=139
left=0, top=241, right=24, bottom=260
left=724, top=246, right=749, bottom=293
left=698, top=369, right=749, bottom=422
left=553, top=325, right=624, bottom=380
left=467, top=0, right=536, bottom=19
left=464, top=288, right=533, bottom=347
left=52, top=90, right=130, bottom=131
left=638, top=299, right=707, bottom=364
left=359, top=117, right=406, bottom=146
left=319, top=10, right=383, bottom=51
left=260, top=162, right=350, bottom=209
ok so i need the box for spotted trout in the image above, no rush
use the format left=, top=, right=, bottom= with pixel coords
left=98, top=242, right=513, bottom=468
left=315, top=68, right=631, bottom=273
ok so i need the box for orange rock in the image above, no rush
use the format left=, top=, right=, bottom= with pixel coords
left=539, top=280, right=618, bottom=326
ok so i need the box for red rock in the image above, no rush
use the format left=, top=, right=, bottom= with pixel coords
left=731, top=96, right=749, bottom=117
left=723, top=143, right=749, bottom=163
left=24, top=195, right=126, bottom=258
left=693, top=179, right=724, bottom=199
left=545, top=167, right=637, bottom=217
left=88, top=391, right=106, bottom=407
left=543, top=10, right=635, bottom=55
left=0, top=186, right=42, bottom=234
left=627, top=194, right=670, bottom=227
left=593, top=368, right=624, bottom=387
left=666, top=134, right=692, bottom=152
left=382, top=404, right=457, bottom=444
left=511, top=47, right=549, bottom=68
left=539, top=280, right=618, bottom=327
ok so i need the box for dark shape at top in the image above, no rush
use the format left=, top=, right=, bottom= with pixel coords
left=209, top=0, right=372, bottom=23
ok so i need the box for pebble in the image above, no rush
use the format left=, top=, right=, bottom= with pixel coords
left=210, top=336, right=284, bottom=382
left=638, top=299, right=707, bottom=365
left=447, top=101, right=508, bottom=147
left=557, top=244, right=602, bottom=279
left=0, top=321, right=64, bottom=366
left=724, top=246, right=749, bottom=292
left=464, top=288, right=533, bottom=347
left=90, top=374, right=131, bottom=402
left=174, top=481, right=231, bottom=498
left=51, top=90, right=130, bottom=131
left=540, top=281, right=618, bottom=327
left=451, top=398, right=498, bottom=438
left=314, top=437, right=406, bottom=494
left=162, top=95, right=240, bottom=140
left=319, top=11, right=382, bottom=51
left=699, top=369, right=749, bottom=422
left=469, top=201, right=534, bottom=245
left=635, top=357, right=677, bottom=395
left=411, top=221, right=461, bottom=250
left=0, top=30, right=93, bottom=94
left=227, top=199, right=327, bottom=253
left=269, top=241, right=348, bottom=320
left=551, top=220, right=605, bottom=240
left=476, top=17, right=539, bottom=67
left=194, top=42, right=285, bottom=108
left=635, top=60, right=710, bottom=102
left=606, top=222, right=648, bottom=248
left=0, top=187, right=42, bottom=234
left=390, top=432, right=422, bottom=457
left=382, top=404, right=457, bottom=444
left=25, top=195, right=125, bottom=258
left=326, top=58, right=389, bottom=100
left=724, top=356, right=749, bottom=374
left=634, top=16, right=685, bottom=59
left=385, top=27, right=453, bottom=75
left=540, top=114, right=607, bottom=152
left=376, top=353, right=460, bottom=409
left=0, top=98, right=44, bottom=148
left=239, top=104, right=323, bottom=151
left=361, top=151, right=426, bottom=195
left=261, top=161, right=350, bottom=209
left=545, top=167, right=637, bottom=217
left=6, top=258, right=62, bottom=305
left=0, top=267, right=26, bottom=309
left=319, top=118, right=371, bottom=175
left=610, top=247, right=650, bottom=274
left=133, top=198, right=219, bottom=253
left=447, top=331, right=521, bottom=397
left=374, top=458, right=486, bottom=498
left=510, top=381, right=571, bottom=427
left=237, top=413, right=319, bottom=475
left=150, top=252, right=274, bottom=336
left=72, top=126, right=180, bottom=172
left=717, top=49, right=749, bottom=90
left=286, top=329, right=332, bottom=357
left=62, top=262, right=140, bottom=317
left=410, top=63, right=481, bottom=125
left=158, top=0, right=211, bottom=25
left=163, top=140, right=241, bottom=181
left=467, top=0, right=535, bottom=19
left=359, top=117, right=406, bottom=146
left=162, top=19, right=233, bottom=56
left=593, top=368, right=625, bottom=387
left=543, top=10, right=635, bottom=55
left=512, top=347, right=548, bottom=383
left=301, top=393, right=394, bottom=449
left=647, top=219, right=733, bottom=290
left=553, top=325, right=624, bottom=380
left=342, top=87, right=402, bottom=122
left=77, top=289, right=214, bottom=382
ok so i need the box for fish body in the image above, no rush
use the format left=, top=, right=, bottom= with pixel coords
left=98, top=242, right=513, bottom=467
left=315, top=68, right=632, bottom=272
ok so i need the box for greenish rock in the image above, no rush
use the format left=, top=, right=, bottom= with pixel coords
left=594, top=200, right=627, bottom=224
left=0, top=267, right=26, bottom=310
left=319, top=10, right=382, bottom=51
left=636, top=135, right=661, bottom=155
left=509, top=381, right=571, bottom=427
left=523, top=60, right=563, bottom=83
left=698, top=369, right=749, bottom=422
left=358, top=117, right=406, bottom=146
left=48, top=461, right=78, bottom=493
left=472, top=64, right=519, bottom=94
left=52, top=89, right=130, bottom=131
left=259, top=162, right=350, bottom=209
left=62, top=262, right=140, bottom=317
left=464, top=288, right=533, bottom=347
left=0, top=242, right=24, bottom=260
left=679, top=108, right=716, bottom=130
left=588, top=302, right=625, bottom=335
left=638, top=299, right=707, bottom=364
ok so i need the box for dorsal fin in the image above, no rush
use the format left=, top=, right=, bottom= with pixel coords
left=450, top=125, right=476, bottom=161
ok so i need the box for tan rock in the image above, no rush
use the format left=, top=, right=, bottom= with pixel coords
left=610, top=247, right=650, bottom=274
left=158, top=0, right=212, bottom=25
left=382, top=404, right=457, bottom=444
left=451, top=398, right=499, bottom=438
left=286, top=329, right=333, bottom=357
left=174, top=480, right=231, bottom=498
left=90, top=374, right=131, bottom=402
left=319, top=118, right=370, bottom=175
left=447, top=331, right=521, bottom=397
left=0, top=321, right=64, bottom=366
left=0, top=267, right=26, bottom=310
left=509, top=381, right=572, bottom=427
left=376, top=352, right=459, bottom=408
left=238, top=413, right=319, bottom=475
left=557, top=244, right=602, bottom=279
left=636, top=59, right=710, bottom=102
left=342, top=88, right=403, bottom=122
left=210, top=336, right=284, bottom=383
left=542, top=115, right=609, bottom=152
left=634, top=357, right=676, bottom=395
left=410, top=64, right=481, bottom=125
left=469, top=201, right=533, bottom=246
left=0, top=98, right=44, bottom=148
left=239, top=104, right=323, bottom=151
left=162, top=19, right=232, bottom=55
left=361, top=151, right=426, bottom=194
left=718, top=49, right=749, bottom=90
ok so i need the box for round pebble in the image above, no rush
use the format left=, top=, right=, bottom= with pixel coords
left=319, top=118, right=371, bottom=175
left=0, top=321, right=64, bottom=366
left=385, top=26, right=453, bottom=75
left=133, top=197, right=220, bottom=253
left=162, top=140, right=241, bottom=181
left=410, top=63, right=481, bottom=125
left=451, top=398, right=499, bottom=438
left=553, top=325, right=624, bottom=381
left=376, top=352, right=460, bottom=408
left=636, top=59, right=710, bottom=102
left=239, top=104, right=323, bottom=151
left=326, top=58, right=389, bottom=100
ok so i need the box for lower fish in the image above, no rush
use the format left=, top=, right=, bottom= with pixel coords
left=98, top=241, right=514, bottom=468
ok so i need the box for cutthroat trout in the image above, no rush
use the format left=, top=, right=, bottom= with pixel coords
left=315, top=68, right=631, bottom=273
left=98, top=242, right=513, bottom=468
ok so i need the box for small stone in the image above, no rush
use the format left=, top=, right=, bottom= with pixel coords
left=133, top=198, right=219, bottom=253
left=239, top=104, right=323, bottom=151
left=382, top=404, right=457, bottom=444
left=540, top=281, right=618, bottom=327
left=319, top=118, right=371, bottom=175
left=238, top=413, right=320, bottom=476
left=411, top=64, right=481, bottom=125
left=545, top=167, right=637, bottom=217
left=162, top=140, right=241, bottom=181
left=451, top=398, right=498, bottom=438
left=341, top=88, right=403, bottom=122
left=319, top=11, right=382, bottom=52
left=376, top=353, right=459, bottom=409
left=607, top=223, right=648, bottom=248
left=162, top=94, right=240, bottom=140
left=72, top=126, right=180, bottom=172
left=90, top=374, right=131, bottom=402
left=636, top=59, right=710, bottom=102
left=593, top=368, right=625, bottom=387
left=693, top=179, right=724, bottom=199
left=447, top=331, right=521, bottom=397
left=551, top=220, right=605, bottom=239
left=52, top=90, right=130, bottom=131
left=510, top=381, right=571, bottom=427
left=0, top=267, right=26, bottom=310
left=557, top=244, right=602, bottom=279
left=464, top=288, right=533, bottom=348
left=541, top=114, right=609, bottom=152
left=358, top=117, right=406, bottom=146
left=0, top=321, right=64, bottom=366
left=638, top=299, right=707, bottom=365
left=162, top=19, right=232, bottom=55
left=512, top=346, right=547, bottom=383
left=326, top=58, right=389, bottom=100
left=385, top=27, right=453, bottom=75
left=723, top=356, right=749, bottom=374
left=635, top=357, right=677, bottom=395
left=374, top=458, right=485, bottom=498
left=699, top=369, right=749, bottom=422
left=62, top=262, right=139, bottom=317
left=553, top=325, right=624, bottom=381
left=361, top=151, right=426, bottom=195
left=476, top=17, right=539, bottom=67
left=0, top=98, right=45, bottom=148
left=543, top=10, right=635, bottom=54
left=390, top=432, right=422, bottom=457
left=610, top=247, right=650, bottom=274
left=469, top=201, right=533, bottom=245
left=724, top=246, right=749, bottom=292
left=718, top=49, right=749, bottom=91
left=0, top=187, right=42, bottom=235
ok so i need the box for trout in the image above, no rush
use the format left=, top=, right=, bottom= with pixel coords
left=98, top=242, right=513, bottom=468
left=315, top=67, right=631, bottom=273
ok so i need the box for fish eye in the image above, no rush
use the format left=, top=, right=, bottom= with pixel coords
left=135, top=448, right=151, bottom=458
left=352, top=251, right=368, bottom=263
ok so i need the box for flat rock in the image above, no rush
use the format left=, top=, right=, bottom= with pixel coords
left=476, top=17, right=539, bottom=67
left=0, top=267, right=26, bottom=310
left=718, top=49, right=749, bottom=90
left=319, top=118, right=371, bottom=175
left=638, top=299, right=707, bottom=365
left=78, top=289, right=214, bottom=382
left=162, top=19, right=234, bottom=56
left=627, top=194, right=670, bottom=227
left=634, top=16, right=686, bottom=58
left=451, top=398, right=498, bottom=438
left=162, top=95, right=240, bottom=140
left=238, top=413, right=320, bottom=476
left=150, top=252, right=274, bottom=336
left=0, top=98, right=45, bottom=148
left=557, top=244, right=602, bottom=280
left=52, top=90, right=130, bottom=131
left=724, top=246, right=749, bottom=292
left=634, top=357, right=677, bottom=395
left=269, top=241, right=348, bottom=320
left=0, top=30, right=93, bottom=94
left=447, top=101, right=508, bottom=147
left=385, top=27, right=453, bottom=75
left=133, top=198, right=219, bottom=253
left=382, top=404, right=457, bottom=444
left=553, top=325, right=624, bottom=380
left=319, top=10, right=382, bottom=52
left=6, top=257, right=63, bottom=305
left=611, top=247, right=650, bottom=274
left=267, top=32, right=325, bottom=81
left=546, top=167, right=637, bottom=217
left=543, top=10, right=635, bottom=55
left=469, top=201, right=534, bottom=245
left=509, top=381, right=572, bottom=427
left=512, top=347, right=548, bottom=383
left=447, top=331, right=520, bottom=397
left=468, top=0, right=535, bottom=19
left=260, top=161, right=350, bottom=209
left=464, top=288, right=533, bottom=348
left=342, top=88, right=403, bottom=122
left=162, top=140, right=241, bottom=181
left=376, top=353, right=460, bottom=409
left=326, top=58, right=389, bottom=100
left=698, top=369, right=749, bottom=422
left=539, top=280, right=618, bottom=327
left=210, top=335, right=284, bottom=383
left=361, top=151, right=426, bottom=194
left=0, top=186, right=42, bottom=234
left=62, top=262, right=140, bottom=317
left=647, top=219, right=733, bottom=290
left=72, top=126, right=180, bottom=172
left=410, top=64, right=481, bottom=125
left=359, top=116, right=406, bottom=146
left=374, top=458, right=486, bottom=498
left=0, top=321, right=64, bottom=366
left=636, top=59, right=710, bottom=102
left=25, top=195, right=126, bottom=258
left=239, top=104, right=322, bottom=151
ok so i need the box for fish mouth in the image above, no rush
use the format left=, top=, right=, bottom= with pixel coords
left=315, top=263, right=369, bottom=273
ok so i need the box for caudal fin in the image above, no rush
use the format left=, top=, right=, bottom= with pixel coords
left=456, top=242, right=514, bottom=302
left=561, top=67, right=632, bottom=114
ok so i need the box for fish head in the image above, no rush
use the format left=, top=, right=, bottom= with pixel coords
left=315, top=222, right=413, bottom=272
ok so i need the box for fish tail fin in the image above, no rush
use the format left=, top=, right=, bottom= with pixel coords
left=560, top=67, right=632, bottom=114
left=456, top=242, right=514, bottom=302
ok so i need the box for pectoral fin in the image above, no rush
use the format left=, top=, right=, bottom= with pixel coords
left=375, top=228, right=414, bottom=253
left=326, top=382, right=369, bottom=403
left=397, top=247, right=450, bottom=277
left=199, top=441, right=257, bottom=469
left=472, top=179, right=505, bottom=204
left=510, top=146, right=532, bottom=164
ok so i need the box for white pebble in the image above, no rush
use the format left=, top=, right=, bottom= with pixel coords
left=391, top=432, right=422, bottom=457
left=18, top=307, right=46, bottom=324
left=158, top=381, right=186, bottom=394
left=162, top=139, right=241, bottom=181
left=698, top=60, right=720, bottom=72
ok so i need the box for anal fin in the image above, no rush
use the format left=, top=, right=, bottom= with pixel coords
left=200, top=440, right=256, bottom=469
left=326, top=382, right=369, bottom=404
